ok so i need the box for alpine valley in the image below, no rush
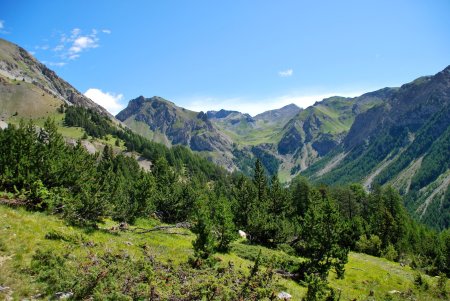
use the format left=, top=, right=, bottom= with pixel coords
left=116, top=70, right=450, bottom=231
left=1, top=31, right=450, bottom=301
left=1, top=38, right=449, bottom=230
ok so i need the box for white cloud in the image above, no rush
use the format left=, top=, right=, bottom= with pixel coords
left=279, top=69, right=293, bottom=77
left=53, top=44, right=64, bottom=51
left=34, top=27, right=110, bottom=63
left=182, top=90, right=366, bottom=116
left=84, top=88, right=125, bottom=115
left=49, top=62, right=66, bottom=67
left=68, top=54, right=80, bottom=60
left=0, top=20, right=9, bottom=34
left=71, top=28, right=81, bottom=38
left=69, top=36, right=98, bottom=54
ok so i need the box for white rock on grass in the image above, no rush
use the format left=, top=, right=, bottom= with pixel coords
left=277, top=291, right=292, bottom=300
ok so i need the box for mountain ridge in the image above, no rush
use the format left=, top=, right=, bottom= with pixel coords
left=0, top=38, right=112, bottom=119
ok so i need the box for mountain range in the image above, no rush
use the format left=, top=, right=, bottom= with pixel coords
left=0, top=37, right=448, bottom=229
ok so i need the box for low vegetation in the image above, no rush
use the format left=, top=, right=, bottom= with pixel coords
left=1, top=206, right=448, bottom=300
left=0, top=108, right=449, bottom=300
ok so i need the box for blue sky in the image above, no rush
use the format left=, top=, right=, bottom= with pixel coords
left=1, top=0, right=450, bottom=115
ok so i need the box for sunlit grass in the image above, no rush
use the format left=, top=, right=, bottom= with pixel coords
left=0, top=205, right=448, bottom=300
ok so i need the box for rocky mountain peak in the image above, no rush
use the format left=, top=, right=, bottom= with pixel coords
left=207, top=109, right=240, bottom=119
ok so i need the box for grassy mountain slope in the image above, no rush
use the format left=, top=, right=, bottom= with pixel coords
left=208, top=104, right=301, bottom=146
left=278, top=91, right=390, bottom=179
left=1, top=205, right=448, bottom=300
left=306, top=66, right=450, bottom=230
left=0, top=76, right=63, bottom=119
left=0, top=38, right=111, bottom=119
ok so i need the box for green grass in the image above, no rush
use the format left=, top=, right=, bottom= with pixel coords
left=8, top=111, right=85, bottom=139
left=0, top=78, right=63, bottom=119
left=215, top=121, right=285, bottom=146
left=313, top=107, right=353, bottom=134
left=123, top=118, right=155, bottom=140
left=279, top=167, right=295, bottom=183
left=0, top=205, right=448, bottom=300
left=0, top=206, right=196, bottom=299
left=331, top=253, right=436, bottom=300
left=9, top=113, right=129, bottom=152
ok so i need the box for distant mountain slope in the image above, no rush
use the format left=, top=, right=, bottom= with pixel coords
left=208, top=104, right=300, bottom=146
left=305, top=66, right=450, bottom=229
left=116, top=92, right=388, bottom=181
left=116, top=98, right=301, bottom=175
left=0, top=38, right=111, bottom=120
left=116, top=96, right=236, bottom=170
left=254, top=103, right=301, bottom=125
left=277, top=91, right=391, bottom=176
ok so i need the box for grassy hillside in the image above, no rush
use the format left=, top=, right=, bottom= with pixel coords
left=0, top=75, right=64, bottom=119
left=0, top=205, right=448, bottom=300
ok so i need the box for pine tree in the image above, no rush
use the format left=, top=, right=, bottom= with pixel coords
left=291, top=176, right=311, bottom=218
left=132, top=171, right=156, bottom=217
left=266, top=175, right=295, bottom=245
left=381, top=186, right=406, bottom=248
left=253, top=159, right=267, bottom=203
left=152, top=156, right=180, bottom=222
left=232, top=175, right=256, bottom=229
left=295, top=189, right=349, bottom=280
left=269, top=175, right=290, bottom=215
left=192, top=202, right=215, bottom=260
left=212, top=197, right=235, bottom=252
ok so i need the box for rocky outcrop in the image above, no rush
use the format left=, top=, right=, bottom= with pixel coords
left=278, top=125, right=302, bottom=155
left=312, top=133, right=342, bottom=156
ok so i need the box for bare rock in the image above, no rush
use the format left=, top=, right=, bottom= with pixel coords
left=277, top=291, right=292, bottom=300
